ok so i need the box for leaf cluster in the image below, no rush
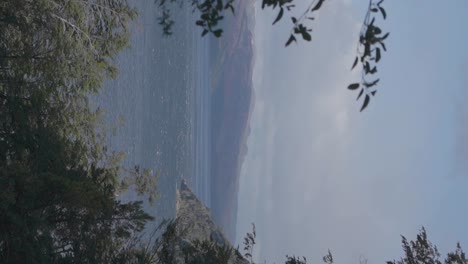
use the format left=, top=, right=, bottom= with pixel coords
left=156, top=0, right=235, bottom=37
left=348, top=0, right=389, bottom=111
left=286, top=255, right=308, bottom=264
left=261, top=0, right=327, bottom=46
left=243, top=223, right=257, bottom=263
left=388, top=227, right=468, bottom=264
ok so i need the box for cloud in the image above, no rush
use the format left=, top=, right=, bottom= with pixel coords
left=237, top=0, right=373, bottom=262
left=238, top=1, right=468, bottom=263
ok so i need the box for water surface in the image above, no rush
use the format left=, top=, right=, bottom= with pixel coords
left=97, top=1, right=212, bottom=231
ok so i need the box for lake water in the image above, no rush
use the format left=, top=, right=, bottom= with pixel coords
left=97, top=1, right=212, bottom=231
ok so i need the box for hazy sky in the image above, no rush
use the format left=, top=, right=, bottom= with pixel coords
left=236, top=0, right=468, bottom=263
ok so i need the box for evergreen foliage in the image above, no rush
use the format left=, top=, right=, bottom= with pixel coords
left=0, top=1, right=156, bottom=262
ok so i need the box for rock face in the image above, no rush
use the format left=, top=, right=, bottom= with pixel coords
left=174, top=179, right=247, bottom=264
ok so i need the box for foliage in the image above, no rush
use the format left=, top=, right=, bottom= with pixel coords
left=243, top=223, right=257, bottom=263
left=155, top=0, right=389, bottom=111
left=115, top=219, right=236, bottom=264
left=182, top=238, right=233, bottom=264
left=0, top=0, right=157, bottom=262
left=262, top=0, right=389, bottom=111
left=93, top=208, right=468, bottom=264
left=110, top=220, right=178, bottom=264
left=285, top=255, right=308, bottom=264
left=388, top=228, right=468, bottom=264
left=195, top=226, right=466, bottom=264
left=261, top=0, right=325, bottom=46
left=347, top=0, right=389, bottom=111
left=156, top=0, right=236, bottom=37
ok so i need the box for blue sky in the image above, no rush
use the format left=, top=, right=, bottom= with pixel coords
left=236, top=0, right=468, bottom=263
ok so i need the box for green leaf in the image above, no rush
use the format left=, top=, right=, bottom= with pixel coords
left=360, top=94, right=370, bottom=112
left=216, top=0, right=223, bottom=10
left=364, top=61, right=370, bottom=73
left=285, top=34, right=296, bottom=46
left=371, top=90, right=377, bottom=96
left=380, top=41, right=387, bottom=51
left=363, top=43, right=371, bottom=57
left=201, top=29, right=209, bottom=36
left=375, top=48, right=381, bottom=62
left=373, top=26, right=382, bottom=35
left=273, top=8, right=284, bottom=25
left=356, top=88, right=364, bottom=100
left=380, top=32, right=390, bottom=41
left=225, top=3, right=235, bottom=14
left=291, top=17, right=297, bottom=24
left=379, top=6, right=387, bottom=19
left=348, top=83, right=360, bottom=90
left=201, top=13, right=209, bottom=20
left=351, top=56, right=359, bottom=70
left=302, top=31, right=311, bottom=41
left=311, top=0, right=325, bottom=12
left=365, top=78, right=380, bottom=88
left=213, top=29, right=223, bottom=37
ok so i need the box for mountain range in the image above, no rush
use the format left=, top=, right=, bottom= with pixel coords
left=209, top=0, right=256, bottom=243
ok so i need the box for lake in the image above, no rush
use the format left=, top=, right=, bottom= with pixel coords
left=97, top=0, right=212, bottom=231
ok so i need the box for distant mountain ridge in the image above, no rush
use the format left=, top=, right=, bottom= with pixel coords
left=210, top=0, right=256, bottom=243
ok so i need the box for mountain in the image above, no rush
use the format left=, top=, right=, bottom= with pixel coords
left=173, top=179, right=248, bottom=264
left=210, top=0, right=256, bottom=243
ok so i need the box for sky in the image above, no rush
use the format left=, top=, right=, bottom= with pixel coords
left=236, top=0, right=468, bottom=263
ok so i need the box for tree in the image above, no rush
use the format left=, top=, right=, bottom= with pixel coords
left=155, top=0, right=390, bottom=111
left=388, top=228, right=467, bottom=264
left=239, top=226, right=467, bottom=264
left=150, top=225, right=466, bottom=264
left=0, top=0, right=158, bottom=262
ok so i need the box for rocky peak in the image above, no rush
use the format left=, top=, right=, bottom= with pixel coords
left=174, top=179, right=247, bottom=264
